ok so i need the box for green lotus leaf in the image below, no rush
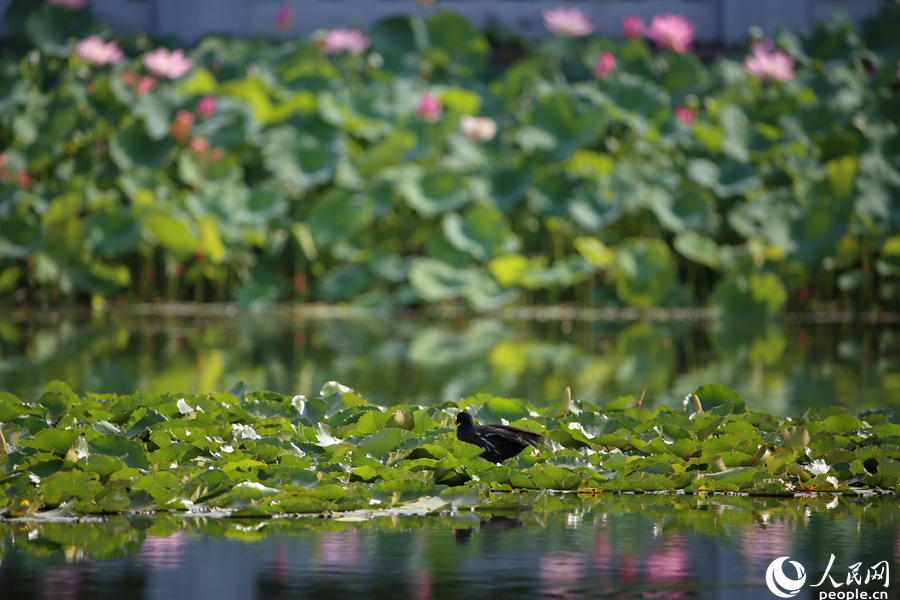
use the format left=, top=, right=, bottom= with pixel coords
left=319, top=265, right=372, bottom=302
left=185, top=468, right=231, bottom=502
left=442, top=205, right=519, bottom=261
left=230, top=481, right=281, bottom=501
left=693, top=385, right=746, bottom=414
left=277, top=495, right=334, bottom=514
left=357, top=132, right=418, bottom=176
left=318, top=92, right=390, bottom=140
left=397, top=168, right=469, bottom=216
left=262, top=126, right=341, bottom=188
left=19, top=429, right=83, bottom=456
left=87, top=435, right=150, bottom=470
left=134, top=91, right=176, bottom=140
left=80, top=454, right=128, bottom=479
left=473, top=397, right=530, bottom=425
left=369, top=16, right=418, bottom=72
left=24, top=5, right=77, bottom=55
left=603, top=72, right=670, bottom=118
left=516, top=93, right=601, bottom=162
left=612, top=238, right=677, bottom=308
left=702, top=466, right=758, bottom=487
left=124, top=410, right=169, bottom=439
left=711, top=272, right=787, bottom=320
left=39, top=471, right=102, bottom=505
left=83, top=209, right=140, bottom=256
left=354, top=410, right=390, bottom=435
left=0, top=215, right=43, bottom=259
left=110, top=123, right=176, bottom=171
left=409, top=258, right=476, bottom=302
left=144, top=213, right=198, bottom=257
left=0, top=395, right=24, bottom=422
left=426, top=12, right=489, bottom=76
left=95, top=489, right=131, bottom=512
left=357, top=428, right=412, bottom=460
left=490, top=168, right=532, bottom=213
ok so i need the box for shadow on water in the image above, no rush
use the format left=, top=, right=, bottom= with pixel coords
left=1, top=312, right=899, bottom=416
left=0, top=494, right=898, bottom=599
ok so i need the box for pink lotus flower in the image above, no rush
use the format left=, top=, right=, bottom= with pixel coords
left=75, top=36, right=123, bottom=66
left=143, top=47, right=193, bottom=79
left=119, top=69, right=137, bottom=88
left=190, top=137, right=210, bottom=155
left=459, top=115, right=497, bottom=142
left=170, top=109, right=194, bottom=142
left=542, top=7, right=594, bottom=38
left=743, top=40, right=795, bottom=82
left=622, top=16, right=645, bottom=39
left=593, top=51, right=616, bottom=78
left=48, top=0, right=87, bottom=8
left=646, top=13, right=695, bottom=54
left=136, top=76, right=157, bottom=96
left=321, top=28, right=371, bottom=55
left=275, top=5, right=294, bottom=32
left=675, top=107, right=697, bottom=124
left=416, top=93, right=442, bottom=123
left=197, top=95, right=217, bottom=120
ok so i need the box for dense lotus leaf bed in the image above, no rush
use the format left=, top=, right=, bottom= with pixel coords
left=0, top=381, right=898, bottom=519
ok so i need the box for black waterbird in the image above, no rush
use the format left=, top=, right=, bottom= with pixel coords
left=455, top=411, right=549, bottom=463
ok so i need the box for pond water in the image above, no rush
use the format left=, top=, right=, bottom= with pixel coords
left=2, top=313, right=899, bottom=598
left=1, top=494, right=897, bottom=599
left=0, top=310, right=898, bottom=417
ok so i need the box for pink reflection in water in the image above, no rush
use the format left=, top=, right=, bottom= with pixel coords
left=646, top=538, right=688, bottom=582
left=414, top=568, right=432, bottom=600
left=895, top=529, right=900, bottom=564
left=541, top=553, right=585, bottom=599
left=738, top=521, right=793, bottom=566
left=140, top=531, right=187, bottom=570
left=643, top=537, right=690, bottom=599
left=40, top=566, right=83, bottom=600
left=594, top=530, right=612, bottom=571
left=317, top=531, right=363, bottom=571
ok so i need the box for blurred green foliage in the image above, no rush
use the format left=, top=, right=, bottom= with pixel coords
left=1, top=2, right=900, bottom=315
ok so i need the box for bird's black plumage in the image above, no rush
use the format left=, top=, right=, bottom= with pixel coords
left=455, top=411, right=548, bottom=463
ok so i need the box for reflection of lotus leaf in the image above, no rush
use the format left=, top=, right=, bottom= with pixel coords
left=613, top=322, right=675, bottom=391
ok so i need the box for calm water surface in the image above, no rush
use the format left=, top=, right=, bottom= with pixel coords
left=1, top=495, right=897, bottom=599
left=0, top=312, right=898, bottom=416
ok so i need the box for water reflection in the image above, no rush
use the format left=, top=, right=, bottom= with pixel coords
left=2, top=495, right=897, bottom=600
left=1, top=312, right=898, bottom=416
